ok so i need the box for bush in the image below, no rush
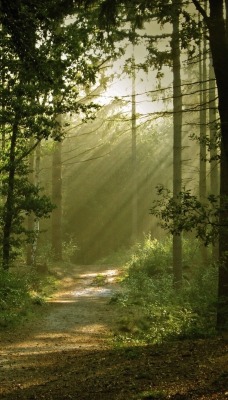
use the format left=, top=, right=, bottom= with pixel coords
left=0, top=270, right=31, bottom=327
left=114, top=235, right=217, bottom=344
left=0, top=266, right=57, bottom=328
left=126, top=235, right=173, bottom=278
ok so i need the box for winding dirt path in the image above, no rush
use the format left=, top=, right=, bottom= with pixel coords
left=0, top=265, right=122, bottom=399
left=0, top=265, right=227, bottom=400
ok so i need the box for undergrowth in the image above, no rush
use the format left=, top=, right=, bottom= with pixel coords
left=0, top=266, right=57, bottom=328
left=112, top=235, right=218, bottom=345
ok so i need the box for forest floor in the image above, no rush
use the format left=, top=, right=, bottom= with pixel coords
left=0, top=264, right=227, bottom=400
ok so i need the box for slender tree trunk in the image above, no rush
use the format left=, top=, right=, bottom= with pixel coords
left=209, top=52, right=219, bottom=261
left=26, top=141, right=35, bottom=266
left=209, top=56, right=219, bottom=196
left=131, top=46, right=138, bottom=243
left=31, top=142, right=41, bottom=265
left=1, top=57, right=6, bottom=151
left=52, top=138, right=62, bottom=261
left=199, top=7, right=208, bottom=264
left=172, top=0, right=183, bottom=289
left=2, top=120, right=18, bottom=270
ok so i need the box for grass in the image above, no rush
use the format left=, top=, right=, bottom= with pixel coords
left=111, top=235, right=218, bottom=344
left=92, top=273, right=107, bottom=286
left=137, top=390, right=167, bottom=399
left=0, top=265, right=58, bottom=328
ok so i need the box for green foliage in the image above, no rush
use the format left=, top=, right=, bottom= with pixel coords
left=0, top=0, right=118, bottom=267
left=0, top=164, right=55, bottom=263
left=62, top=236, right=79, bottom=263
left=0, top=266, right=57, bottom=327
left=126, top=235, right=173, bottom=278
left=0, top=270, right=31, bottom=327
left=150, top=186, right=220, bottom=246
left=92, top=274, right=107, bottom=286
left=96, top=246, right=136, bottom=266
left=35, top=235, right=79, bottom=265
left=137, top=389, right=167, bottom=399
left=114, top=236, right=217, bottom=344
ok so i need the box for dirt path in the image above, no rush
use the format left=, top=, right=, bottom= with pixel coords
left=0, top=265, right=227, bottom=400
left=0, top=265, right=121, bottom=398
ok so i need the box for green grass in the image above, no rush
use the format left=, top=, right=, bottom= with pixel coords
left=112, top=235, right=218, bottom=344
left=0, top=266, right=58, bottom=328
left=92, top=273, right=107, bottom=286
left=137, top=390, right=167, bottom=399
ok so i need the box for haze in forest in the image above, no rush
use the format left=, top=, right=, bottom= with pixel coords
left=38, top=15, right=201, bottom=264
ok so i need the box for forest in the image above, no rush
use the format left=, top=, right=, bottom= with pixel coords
left=0, top=1, right=228, bottom=399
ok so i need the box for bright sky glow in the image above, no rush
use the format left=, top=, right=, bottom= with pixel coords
left=96, top=21, right=173, bottom=119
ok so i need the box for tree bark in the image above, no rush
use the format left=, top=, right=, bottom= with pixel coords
left=209, top=51, right=219, bottom=261
left=193, top=0, right=228, bottom=329
left=31, top=142, right=41, bottom=265
left=131, top=46, right=138, bottom=243
left=2, top=119, right=18, bottom=270
left=199, top=7, right=208, bottom=264
left=52, top=138, right=63, bottom=261
left=26, top=141, right=35, bottom=266
left=208, top=0, right=228, bottom=330
left=172, top=0, right=183, bottom=289
left=209, top=53, right=219, bottom=196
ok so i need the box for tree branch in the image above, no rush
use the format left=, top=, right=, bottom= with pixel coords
left=0, top=138, right=42, bottom=173
left=191, top=0, right=209, bottom=22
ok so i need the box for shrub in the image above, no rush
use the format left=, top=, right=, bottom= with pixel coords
left=0, top=266, right=57, bottom=328
left=0, top=270, right=31, bottom=327
left=114, top=235, right=217, bottom=343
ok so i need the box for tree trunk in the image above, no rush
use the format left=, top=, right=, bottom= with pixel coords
left=199, top=8, right=208, bottom=264
left=172, top=0, right=183, bottom=289
left=209, top=57, right=219, bottom=195
left=131, top=46, right=138, bottom=243
left=32, top=143, right=41, bottom=265
left=52, top=138, right=62, bottom=261
left=192, top=0, right=228, bottom=329
left=2, top=120, right=18, bottom=270
left=26, top=141, right=35, bottom=266
left=207, top=0, right=228, bottom=329
left=209, top=51, right=219, bottom=261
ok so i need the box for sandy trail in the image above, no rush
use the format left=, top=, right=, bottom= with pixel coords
left=0, top=265, right=121, bottom=398
left=0, top=265, right=227, bottom=400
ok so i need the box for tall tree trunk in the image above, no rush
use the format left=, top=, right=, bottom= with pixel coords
left=31, top=142, right=41, bottom=265
left=209, top=0, right=228, bottom=330
left=172, top=0, right=183, bottom=289
left=209, top=52, right=219, bottom=261
left=52, top=138, right=62, bottom=261
left=131, top=46, right=138, bottom=243
left=198, top=0, right=228, bottom=329
left=192, top=0, right=228, bottom=329
left=199, top=6, right=208, bottom=264
left=209, top=55, right=219, bottom=196
left=2, top=119, right=18, bottom=270
left=26, top=140, right=35, bottom=266
left=1, top=38, right=6, bottom=152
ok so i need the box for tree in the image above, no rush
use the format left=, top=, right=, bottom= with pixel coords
left=26, top=140, right=35, bottom=266
left=192, top=0, right=228, bottom=330
left=198, top=4, right=208, bottom=263
left=172, top=0, right=183, bottom=289
left=0, top=1, right=114, bottom=268
left=52, top=139, right=63, bottom=262
left=131, top=37, right=138, bottom=243
left=209, top=52, right=219, bottom=261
